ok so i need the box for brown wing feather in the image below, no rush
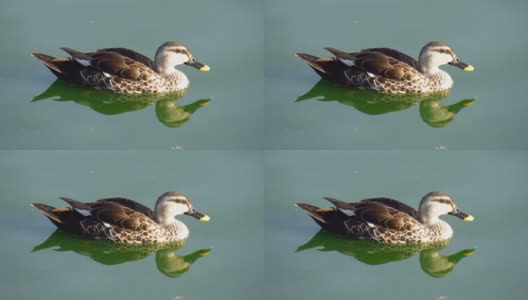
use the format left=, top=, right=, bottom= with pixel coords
left=61, top=48, right=158, bottom=81
left=96, top=197, right=155, bottom=219
left=334, top=52, right=421, bottom=81
left=352, top=202, right=420, bottom=231
left=323, top=197, right=420, bottom=231
left=97, top=48, right=154, bottom=69
left=360, top=197, right=419, bottom=219
left=361, top=48, right=418, bottom=69
left=88, top=52, right=157, bottom=81
left=88, top=202, right=158, bottom=231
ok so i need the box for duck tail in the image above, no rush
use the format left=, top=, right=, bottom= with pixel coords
left=297, top=200, right=353, bottom=235
left=295, top=202, right=329, bottom=226
left=31, top=202, right=65, bottom=227
left=32, top=51, right=87, bottom=84
left=32, top=201, right=85, bottom=234
left=295, top=52, right=327, bottom=74
left=31, top=52, right=62, bottom=75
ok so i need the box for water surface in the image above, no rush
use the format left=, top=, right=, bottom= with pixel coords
left=265, top=0, right=528, bottom=149
left=265, top=150, right=527, bottom=299
left=1, top=0, right=263, bottom=150
left=1, top=150, right=264, bottom=300
left=1, top=0, right=527, bottom=299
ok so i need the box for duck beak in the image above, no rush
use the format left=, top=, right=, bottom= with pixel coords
left=449, top=208, right=474, bottom=222
left=449, top=58, right=474, bottom=72
left=185, top=208, right=210, bottom=222
left=185, top=58, right=210, bottom=71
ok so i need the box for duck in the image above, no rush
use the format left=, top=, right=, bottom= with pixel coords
left=295, top=41, right=474, bottom=94
left=295, top=191, right=474, bottom=244
left=32, top=191, right=210, bottom=244
left=32, top=41, right=210, bottom=94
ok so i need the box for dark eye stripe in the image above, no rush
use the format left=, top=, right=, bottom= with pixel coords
left=171, top=197, right=188, bottom=204
left=434, top=48, right=453, bottom=55
left=171, top=48, right=189, bottom=55
left=432, top=198, right=452, bottom=204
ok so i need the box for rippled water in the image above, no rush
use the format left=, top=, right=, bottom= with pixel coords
left=1, top=0, right=527, bottom=299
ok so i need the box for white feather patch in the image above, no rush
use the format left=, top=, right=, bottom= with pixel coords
left=74, top=208, right=91, bottom=216
left=102, top=72, right=112, bottom=78
left=366, top=72, right=376, bottom=78
left=74, top=58, right=91, bottom=67
left=338, top=58, right=355, bottom=67
left=366, top=222, right=375, bottom=228
left=102, top=222, right=112, bottom=228
left=338, top=208, right=355, bottom=216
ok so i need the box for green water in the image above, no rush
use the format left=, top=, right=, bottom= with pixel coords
left=265, top=150, right=527, bottom=299
left=1, top=151, right=264, bottom=299
left=1, top=0, right=527, bottom=299
left=1, top=0, right=263, bottom=149
left=265, top=0, right=528, bottom=150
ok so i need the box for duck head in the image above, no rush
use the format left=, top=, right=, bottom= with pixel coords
left=418, top=41, right=474, bottom=74
left=154, top=191, right=210, bottom=225
left=154, top=41, right=210, bottom=75
left=418, top=191, right=474, bottom=224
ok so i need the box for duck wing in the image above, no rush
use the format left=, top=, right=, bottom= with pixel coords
left=96, top=197, right=155, bottom=219
left=360, top=197, right=419, bottom=219
left=361, top=48, right=418, bottom=69
left=61, top=48, right=158, bottom=81
left=60, top=198, right=158, bottom=231
left=97, top=48, right=154, bottom=69
left=324, top=197, right=421, bottom=231
left=324, top=49, right=421, bottom=81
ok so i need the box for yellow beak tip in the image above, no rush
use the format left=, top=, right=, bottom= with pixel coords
left=464, top=215, right=474, bottom=222
left=200, top=215, right=210, bottom=222
left=200, top=65, right=210, bottom=72
left=464, top=65, right=474, bottom=72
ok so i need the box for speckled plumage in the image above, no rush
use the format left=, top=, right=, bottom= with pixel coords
left=296, top=41, right=473, bottom=94
left=32, top=41, right=209, bottom=94
left=32, top=192, right=210, bottom=244
left=296, top=191, right=474, bottom=244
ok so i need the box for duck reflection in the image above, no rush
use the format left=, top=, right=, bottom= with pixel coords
left=32, top=230, right=211, bottom=278
left=297, top=230, right=474, bottom=278
left=33, top=80, right=210, bottom=128
left=297, top=80, right=474, bottom=128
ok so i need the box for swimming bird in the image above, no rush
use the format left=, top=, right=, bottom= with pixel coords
left=32, top=41, right=210, bottom=94
left=32, top=192, right=210, bottom=244
left=296, top=41, right=473, bottom=94
left=296, top=191, right=473, bottom=244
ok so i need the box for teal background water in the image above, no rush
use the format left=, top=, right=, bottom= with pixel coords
left=1, top=151, right=264, bottom=299
left=265, top=0, right=528, bottom=149
left=1, top=0, right=263, bottom=149
left=265, top=150, right=527, bottom=299
left=1, top=0, right=527, bottom=299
